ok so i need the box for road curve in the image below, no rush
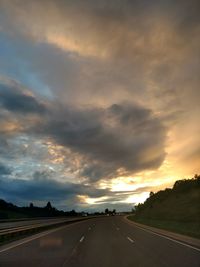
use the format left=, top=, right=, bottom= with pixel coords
left=0, top=216, right=199, bottom=267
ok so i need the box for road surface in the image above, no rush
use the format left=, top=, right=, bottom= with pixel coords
left=0, top=216, right=199, bottom=267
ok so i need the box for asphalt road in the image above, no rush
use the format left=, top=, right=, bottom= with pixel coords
left=0, top=216, right=199, bottom=267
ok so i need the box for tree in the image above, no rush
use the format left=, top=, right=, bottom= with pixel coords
left=105, top=208, right=109, bottom=214
left=29, top=202, right=34, bottom=209
left=45, top=201, right=52, bottom=210
left=149, top=191, right=154, bottom=197
left=69, top=209, right=77, bottom=216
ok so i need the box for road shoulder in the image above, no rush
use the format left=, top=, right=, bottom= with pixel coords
left=124, top=216, right=200, bottom=250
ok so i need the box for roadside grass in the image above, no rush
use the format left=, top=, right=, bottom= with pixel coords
left=127, top=216, right=200, bottom=239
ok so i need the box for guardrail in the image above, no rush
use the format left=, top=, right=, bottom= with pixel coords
left=0, top=217, right=94, bottom=242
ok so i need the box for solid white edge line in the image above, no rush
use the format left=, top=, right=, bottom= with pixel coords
left=127, top=236, right=134, bottom=243
left=126, top=220, right=200, bottom=252
left=80, top=236, right=85, bottom=242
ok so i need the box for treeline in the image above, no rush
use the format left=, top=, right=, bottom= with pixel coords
left=0, top=200, right=82, bottom=219
left=0, top=199, right=118, bottom=220
left=134, top=174, right=200, bottom=222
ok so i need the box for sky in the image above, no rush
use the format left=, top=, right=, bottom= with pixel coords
left=0, top=0, right=199, bottom=212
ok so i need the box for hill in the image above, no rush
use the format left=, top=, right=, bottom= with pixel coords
left=129, top=174, right=200, bottom=238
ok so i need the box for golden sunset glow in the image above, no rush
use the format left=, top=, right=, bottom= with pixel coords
left=0, top=0, right=199, bottom=211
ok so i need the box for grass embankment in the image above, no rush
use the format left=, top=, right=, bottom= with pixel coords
left=128, top=216, right=200, bottom=239
left=128, top=175, right=200, bottom=239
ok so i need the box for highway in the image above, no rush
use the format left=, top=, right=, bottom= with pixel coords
left=0, top=216, right=199, bottom=267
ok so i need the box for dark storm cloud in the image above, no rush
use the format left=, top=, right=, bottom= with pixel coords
left=0, top=80, right=46, bottom=114
left=38, top=103, right=166, bottom=180
left=0, top=168, right=152, bottom=210
left=0, top=163, right=12, bottom=175
left=0, top=77, right=166, bottom=181
left=0, top=170, right=109, bottom=206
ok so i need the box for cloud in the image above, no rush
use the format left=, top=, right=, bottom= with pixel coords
left=0, top=168, right=153, bottom=211
left=1, top=0, right=199, bottom=63
left=35, top=103, right=166, bottom=181
left=0, top=78, right=46, bottom=114
left=0, top=169, right=109, bottom=209
left=0, top=0, right=199, bottom=209
left=0, top=0, right=199, bottom=110
left=0, top=162, right=12, bottom=176
left=0, top=77, right=166, bottom=182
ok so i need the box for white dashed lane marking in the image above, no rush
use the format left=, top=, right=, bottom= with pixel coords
left=127, top=236, right=134, bottom=243
left=80, top=236, right=85, bottom=242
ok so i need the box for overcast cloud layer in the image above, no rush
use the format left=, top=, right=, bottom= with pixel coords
left=0, top=0, right=199, bottom=211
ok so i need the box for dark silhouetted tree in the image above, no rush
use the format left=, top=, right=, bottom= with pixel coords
left=149, top=191, right=154, bottom=197
left=46, top=201, right=52, bottom=211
